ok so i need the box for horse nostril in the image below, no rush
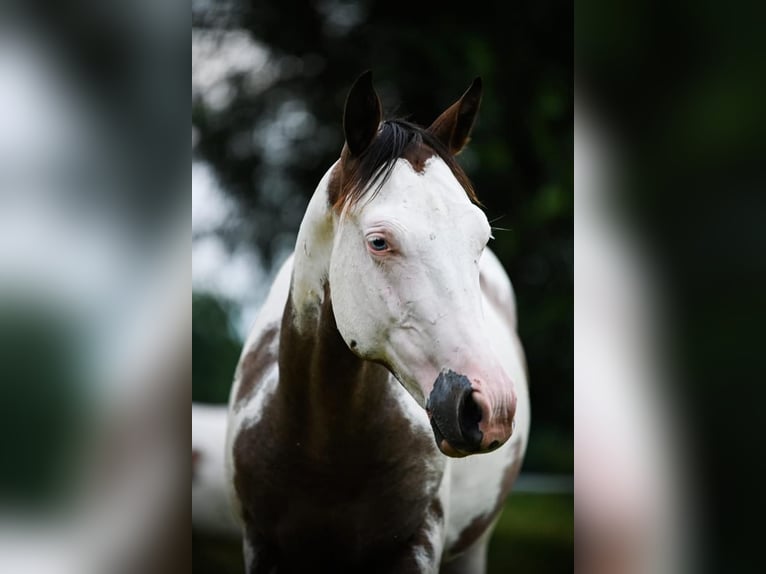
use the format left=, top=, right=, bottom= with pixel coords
left=458, top=390, right=483, bottom=449
left=428, top=370, right=487, bottom=454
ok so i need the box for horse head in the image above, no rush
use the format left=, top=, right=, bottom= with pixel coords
left=327, top=72, right=517, bottom=457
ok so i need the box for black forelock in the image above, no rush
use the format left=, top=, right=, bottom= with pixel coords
left=335, top=119, right=478, bottom=209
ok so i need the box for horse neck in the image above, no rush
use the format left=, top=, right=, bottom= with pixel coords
left=267, top=164, right=445, bottom=509
left=277, top=282, right=390, bottom=424
left=276, top=164, right=392, bottom=443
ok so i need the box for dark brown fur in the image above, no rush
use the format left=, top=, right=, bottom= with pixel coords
left=403, top=140, right=439, bottom=173
left=232, top=282, right=445, bottom=573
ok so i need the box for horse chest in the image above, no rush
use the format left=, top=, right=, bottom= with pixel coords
left=232, top=384, right=445, bottom=553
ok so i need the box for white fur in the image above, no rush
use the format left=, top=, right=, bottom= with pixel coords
left=329, top=157, right=502, bottom=405
left=480, top=247, right=518, bottom=328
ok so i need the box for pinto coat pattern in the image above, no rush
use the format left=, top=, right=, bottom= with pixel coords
left=226, top=73, right=530, bottom=574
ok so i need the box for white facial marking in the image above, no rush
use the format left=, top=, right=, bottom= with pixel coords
left=329, top=157, right=493, bottom=404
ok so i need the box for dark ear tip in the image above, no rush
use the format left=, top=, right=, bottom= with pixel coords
left=354, top=70, right=374, bottom=88
left=346, top=70, right=375, bottom=103
left=344, top=70, right=381, bottom=156
left=468, top=77, right=483, bottom=96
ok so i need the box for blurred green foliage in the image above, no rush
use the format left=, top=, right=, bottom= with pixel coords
left=193, top=294, right=241, bottom=404
left=488, top=493, right=574, bottom=574
left=193, top=0, right=571, bottom=473
left=0, top=299, right=89, bottom=510
left=577, top=3, right=766, bottom=571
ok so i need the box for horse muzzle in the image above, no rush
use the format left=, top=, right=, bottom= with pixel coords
left=425, top=368, right=516, bottom=457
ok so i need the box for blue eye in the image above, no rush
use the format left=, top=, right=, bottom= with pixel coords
left=368, top=237, right=388, bottom=252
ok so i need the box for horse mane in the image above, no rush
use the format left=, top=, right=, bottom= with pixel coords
left=332, top=119, right=480, bottom=210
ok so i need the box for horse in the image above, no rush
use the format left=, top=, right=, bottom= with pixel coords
left=225, top=72, right=530, bottom=574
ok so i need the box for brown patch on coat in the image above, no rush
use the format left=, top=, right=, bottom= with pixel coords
left=234, top=323, right=279, bottom=405
left=402, top=140, right=437, bottom=173
left=448, top=441, right=524, bottom=556
left=232, top=281, right=445, bottom=572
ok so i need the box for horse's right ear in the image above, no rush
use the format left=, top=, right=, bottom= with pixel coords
left=427, top=77, right=482, bottom=155
left=343, top=71, right=382, bottom=157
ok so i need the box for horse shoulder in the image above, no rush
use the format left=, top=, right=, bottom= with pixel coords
left=225, top=255, right=294, bottom=517
left=228, top=254, right=294, bottom=410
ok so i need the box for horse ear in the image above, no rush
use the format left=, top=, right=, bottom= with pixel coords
left=427, top=77, right=482, bottom=155
left=343, top=71, right=382, bottom=156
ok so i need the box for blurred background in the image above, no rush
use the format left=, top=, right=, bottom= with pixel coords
left=192, top=0, right=572, bottom=572
left=0, top=3, right=188, bottom=574
left=576, top=1, right=766, bottom=572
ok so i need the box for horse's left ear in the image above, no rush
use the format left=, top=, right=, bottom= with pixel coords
left=427, top=77, right=482, bottom=155
left=343, top=70, right=382, bottom=157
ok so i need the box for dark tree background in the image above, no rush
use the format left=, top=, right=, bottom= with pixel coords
left=192, top=0, right=572, bottom=473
